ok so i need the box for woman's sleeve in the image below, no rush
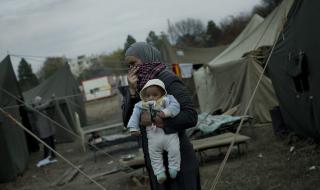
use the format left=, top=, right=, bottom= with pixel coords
left=163, top=80, right=198, bottom=134
left=121, top=87, right=139, bottom=127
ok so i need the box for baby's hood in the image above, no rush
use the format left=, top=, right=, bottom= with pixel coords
left=139, top=79, right=167, bottom=101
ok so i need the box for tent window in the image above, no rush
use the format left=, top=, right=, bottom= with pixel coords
left=287, top=50, right=309, bottom=93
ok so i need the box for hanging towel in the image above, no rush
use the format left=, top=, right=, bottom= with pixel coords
left=179, top=63, right=193, bottom=78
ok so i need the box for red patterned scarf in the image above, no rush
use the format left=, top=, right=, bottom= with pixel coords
left=137, top=62, right=166, bottom=91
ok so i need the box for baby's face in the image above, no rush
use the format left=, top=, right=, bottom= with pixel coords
left=145, top=86, right=164, bottom=101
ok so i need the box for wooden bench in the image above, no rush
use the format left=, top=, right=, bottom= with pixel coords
left=119, top=132, right=250, bottom=167
left=191, top=132, right=250, bottom=162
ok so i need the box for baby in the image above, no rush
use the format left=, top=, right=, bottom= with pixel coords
left=127, top=79, right=181, bottom=183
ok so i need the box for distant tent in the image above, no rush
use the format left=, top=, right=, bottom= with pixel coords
left=194, top=0, right=294, bottom=123
left=268, top=0, right=320, bottom=138
left=159, top=41, right=228, bottom=65
left=0, top=56, right=29, bottom=182
left=23, top=64, right=87, bottom=142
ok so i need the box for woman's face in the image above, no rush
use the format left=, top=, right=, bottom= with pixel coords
left=124, top=56, right=143, bottom=71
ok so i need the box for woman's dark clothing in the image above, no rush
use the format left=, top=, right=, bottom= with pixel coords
left=122, top=70, right=201, bottom=190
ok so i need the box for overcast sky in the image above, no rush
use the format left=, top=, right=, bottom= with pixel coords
left=0, top=0, right=261, bottom=71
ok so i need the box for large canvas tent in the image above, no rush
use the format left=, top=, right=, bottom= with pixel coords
left=194, top=0, right=294, bottom=123
left=23, top=64, right=87, bottom=142
left=158, top=40, right=227, bottom=107
left=268, top=0, right=320, bottom=138
left=0, top=56, right=29, bottom=182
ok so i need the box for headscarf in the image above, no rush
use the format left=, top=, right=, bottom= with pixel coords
left=125, top=42, right=167, bottom=91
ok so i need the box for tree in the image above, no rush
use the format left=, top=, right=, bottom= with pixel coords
left=167, top=18, right=206, bottom=47
left=146, top=31, right=162, bottom=49
left=100, top=48, right=124, bottom=61
left=39, top=57, right=67, bottom=80
left=218, top=13, right=251, bottom=45
left=124, top=35, right=136, bottom=52
left=205, top=20, right=222, bottom=47
left=18, top=58, right=39, bottom=92
left=99, top=48, right=127, bottom=74
left=146, top=31, right=171, bottom=51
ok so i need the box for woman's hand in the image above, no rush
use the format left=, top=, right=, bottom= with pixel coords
left=140, top=111, right=152, bottom=126
left=127, top=66, right=139, bottom=95
left=140, top=111, right=164, bottom=128
left=153, top=115, right=164, bottom=128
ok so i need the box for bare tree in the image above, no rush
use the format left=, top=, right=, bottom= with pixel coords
left=167, top=18, right=206, bottom=47
left=218, top=13, right=251, bottom=45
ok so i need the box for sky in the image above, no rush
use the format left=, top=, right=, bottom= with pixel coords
left=0, top=0, right=261, bottom=72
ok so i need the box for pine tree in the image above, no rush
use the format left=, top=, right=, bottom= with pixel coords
left=18, top=58, right=39, bottom=91
left=39, top=57, right=66, bottom=80
left=124, top=35, right=137, bottom=52
left=206, top=20, right=222, bottom=47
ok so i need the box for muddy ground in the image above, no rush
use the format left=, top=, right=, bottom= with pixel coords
left=1, top=97, right=320, bottom=190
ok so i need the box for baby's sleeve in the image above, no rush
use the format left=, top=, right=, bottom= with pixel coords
left=162, top=95, right=180, bottom=118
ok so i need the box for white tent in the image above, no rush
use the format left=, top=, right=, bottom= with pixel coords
left=194, top=0, right=294, bottom=123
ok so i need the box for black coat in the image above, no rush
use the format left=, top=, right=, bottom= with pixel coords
left=122, top=70, right=201, bottom=190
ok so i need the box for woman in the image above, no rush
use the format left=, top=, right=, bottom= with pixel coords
left=122, top=42, right=201, bottom=190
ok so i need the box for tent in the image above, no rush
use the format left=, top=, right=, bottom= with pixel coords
left=159, top=41, right=227, bottom=65
left=268, top=0, right=320, bottom=138
left=0, top=56, right=29, bottom=182
left=158, top=40, right=227, bottom=107
left=23, top=64, right=87, bottom=142
left=194, top=0, right=294, bottom=123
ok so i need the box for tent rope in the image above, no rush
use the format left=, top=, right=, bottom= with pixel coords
left=0, top=88, right=134, bottom=172
left=0, top=108, right=107, bottom=190
left=208, top=22, right=282, bottom=190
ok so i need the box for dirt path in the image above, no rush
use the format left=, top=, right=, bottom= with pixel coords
left=1, top=125, right=320, bottom=190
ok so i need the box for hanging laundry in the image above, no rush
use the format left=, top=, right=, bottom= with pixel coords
left=172, top=64, right=181, bottom=77
left=179, top=63, right=193, bottom=78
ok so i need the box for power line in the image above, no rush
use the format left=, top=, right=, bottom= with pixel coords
left=9, top=53, right=60, bottom=59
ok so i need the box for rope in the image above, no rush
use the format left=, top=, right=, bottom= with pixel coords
left=10, top=54, right=130, bottom=71
left=2, top=93, right=84, bottom=110
left=206, top=3, right=291, bottom=188
left=0, top=108, right=107, bottom=190
left=208, top=26, right=280, bottom=190
left=0, top=88, right=134, bottom=172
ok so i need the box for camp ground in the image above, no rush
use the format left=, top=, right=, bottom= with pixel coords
left=1, top=0, right=320, bottom=190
